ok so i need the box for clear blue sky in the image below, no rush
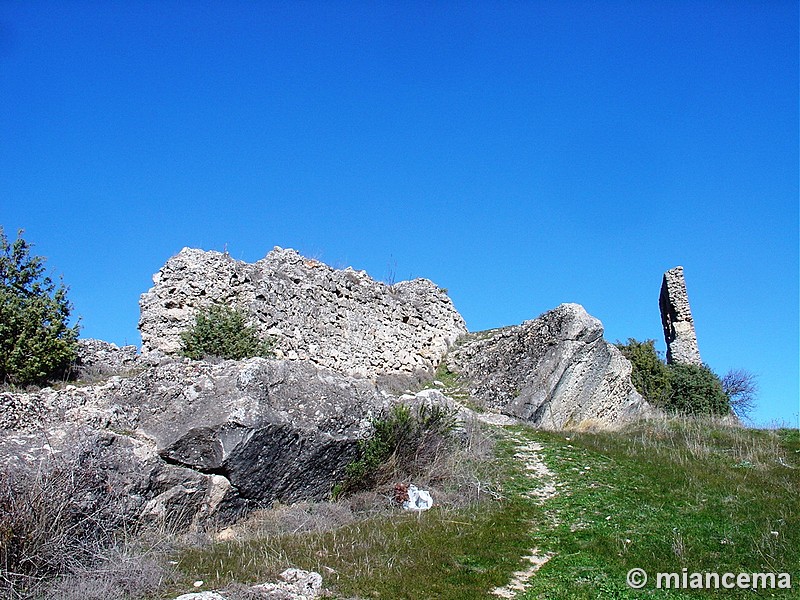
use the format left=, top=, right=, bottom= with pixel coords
left=1, top=1, right=797, bottom=427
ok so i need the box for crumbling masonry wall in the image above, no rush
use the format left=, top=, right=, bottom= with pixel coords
left=659, top=266, right=702, bottom=366
left=139, top=247, right=467, bottom=378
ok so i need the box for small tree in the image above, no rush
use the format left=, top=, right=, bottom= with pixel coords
left=0, top=228, right=79, bottom=386
left=180, top=303, right=274, bottom=360
left=722, top=368, right=758, bottom=421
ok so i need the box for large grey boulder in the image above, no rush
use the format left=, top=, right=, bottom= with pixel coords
left=135, top=358, right=380, bottom=505
left=659, top=266, right=702, bottom=366
left=0, top=356, right=392, bottom=526
left=139, top=247, right=466, bottom=378
left=447, top=303, right=652, bottom=429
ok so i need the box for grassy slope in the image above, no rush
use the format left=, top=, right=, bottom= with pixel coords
left=169, top=420, right=799, bottom=599
left=519, top=421, right=799, bottom=599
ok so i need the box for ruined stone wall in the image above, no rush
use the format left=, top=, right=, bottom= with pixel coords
left=139, top=247, right=467, bottom=377
left=659, top=266, right=702, bottom=366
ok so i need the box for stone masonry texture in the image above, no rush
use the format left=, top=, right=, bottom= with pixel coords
left=659, top=266, right=702, bottom=366
left=139, top=247, right=467, bottom=378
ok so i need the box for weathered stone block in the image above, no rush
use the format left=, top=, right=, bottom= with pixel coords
left=447, top=303, right=653, bottom=429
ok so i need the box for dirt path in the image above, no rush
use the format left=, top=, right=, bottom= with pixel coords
left=485, top=421, right=558, bottom=598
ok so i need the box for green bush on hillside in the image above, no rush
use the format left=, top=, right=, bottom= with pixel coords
left=335, top=403, right=458, bottom=497
left=180, top=303, right=274, bottom=360
left=616, top=338, right=731, bottom=416
left=667, top=363, right=730, bottom=416
left=0, top=228, right=79, bottom=386
left=616, top=338, right=672, bottom=406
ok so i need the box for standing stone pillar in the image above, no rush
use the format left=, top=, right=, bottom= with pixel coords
left=659, top=266, right=702, bottom=366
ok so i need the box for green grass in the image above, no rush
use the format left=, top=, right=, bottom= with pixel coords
left=165, top=418, right=799, bottom=599
left=425, top=360, right=483, bottom=411
left=172, top=500, right=538, bottom=599
left=167, top=432, right=541, bottom=599
left=433, top=360, right=461, bottom=389
left=518, top=419, right=800, bottom=599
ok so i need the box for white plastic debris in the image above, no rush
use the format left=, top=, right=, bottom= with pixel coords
left=173, top=592, right=225, bottom=600
left=402, top=484, right=433, bottom=511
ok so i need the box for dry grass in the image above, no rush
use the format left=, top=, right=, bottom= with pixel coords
left=624, top=413, right=792, bottom=469
left=40, top=544, right=176, bottom=600
left=0, top=436, right=190, bottom=600
left=0, top=444, right=131, bottom=598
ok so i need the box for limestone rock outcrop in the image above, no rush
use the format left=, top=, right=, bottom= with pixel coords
left=0, top=355, right=433, bottom=526
left=447, top=303, right=652, bottom=429
left=73, top=338, right=140, bottom=379
left=139, top=247, right=466, bottom=378
left=2, top=248, right=659, bottom=535
left=659, top=266, right=702, bottom=366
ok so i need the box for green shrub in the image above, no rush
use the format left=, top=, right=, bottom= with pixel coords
left=180, top=304, right=274, bottom=360
left=616, top=338, right=731, bottom=416
left=0, top=228, right=79, bottom=387
left=335, top=403, right=458, bottom=496
left=667, top=363, right=730, bottom=416
left=615, top=338, right=672, bottom=406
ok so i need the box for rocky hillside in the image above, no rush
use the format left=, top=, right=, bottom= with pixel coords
left=1, top=247, right=654, bottom=532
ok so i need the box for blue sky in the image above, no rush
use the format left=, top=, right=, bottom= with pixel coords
left=1, top=1, right=797, bottom=426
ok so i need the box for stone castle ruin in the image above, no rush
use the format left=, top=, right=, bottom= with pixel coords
left=139, top=247, right=466, bottom=379
left=659, top=266, right=702, bottom=366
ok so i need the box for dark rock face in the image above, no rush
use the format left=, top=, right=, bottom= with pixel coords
left=448, top=303, right=652, bottom=429
left=659, top=266, right=702, bottom=366
left=161, top=422, right=358, bottom=503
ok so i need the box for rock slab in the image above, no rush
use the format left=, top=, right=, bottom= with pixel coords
left=659, top=266, right=702, bottom=366
left=0, top=353, right=460, bottom=528
left=139, top=247, right=466, bottom=378
left=447, top=303, right=652, bottom=429
left=0, top=356, right=382, bottom=526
